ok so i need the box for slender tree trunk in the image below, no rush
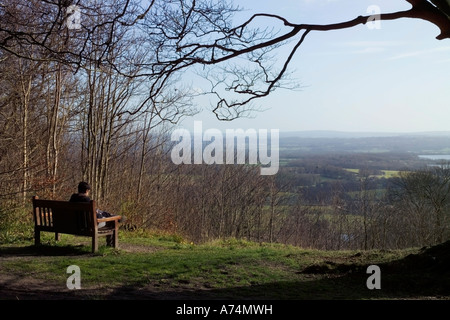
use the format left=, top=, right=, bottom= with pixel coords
left=18, top=59, right=32, bottom=204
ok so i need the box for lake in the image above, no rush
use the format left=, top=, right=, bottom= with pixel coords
left=419, top=155, right=450, bottom=160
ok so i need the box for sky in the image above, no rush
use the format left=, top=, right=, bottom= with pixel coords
left=178, top=0, right=450, bottom=134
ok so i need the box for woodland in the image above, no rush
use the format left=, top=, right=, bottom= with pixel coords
left=1, top=0, right=449, bottom=250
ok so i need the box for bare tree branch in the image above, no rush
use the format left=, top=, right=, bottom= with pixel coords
left=0, top=0, right=448, bottom=120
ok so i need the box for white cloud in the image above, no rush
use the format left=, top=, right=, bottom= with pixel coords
left=350, top=47, right=386, bottom=54
left=387, top=46, right=450, bottom=60
left=340, top=41, right=404, bottom=47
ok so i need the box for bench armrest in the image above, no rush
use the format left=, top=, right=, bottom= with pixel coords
left=97, top=215, right=122, bottom=223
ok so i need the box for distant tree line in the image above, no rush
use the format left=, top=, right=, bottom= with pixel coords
left=285, top=152, right=429, bottom=172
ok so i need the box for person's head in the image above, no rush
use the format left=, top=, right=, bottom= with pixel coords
left=77, top=181, right=91, bottom=194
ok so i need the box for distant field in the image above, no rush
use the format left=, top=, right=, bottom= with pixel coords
left=344, top=168, right=400, bottom=178
left=380, top=170, right=401, bottom=178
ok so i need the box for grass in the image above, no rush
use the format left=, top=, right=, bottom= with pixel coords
left=1, top=230, right=449, bottom=300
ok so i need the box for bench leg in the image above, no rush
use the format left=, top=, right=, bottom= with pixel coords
left=106, top=235, right=112, bottom=247
left=113, top=224, right=119, bottom=248
left=55, top=233, right=60, bottom=241
left=92, top=235, right=99, bottom=253
left=106, top=223, right=119, bottom=248
left=106, top=232, right=118, bottom=248
left=35, top=229, right=40, bottom=246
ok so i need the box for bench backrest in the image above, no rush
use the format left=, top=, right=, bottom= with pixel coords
left=32, top=196, right=97, bottom=236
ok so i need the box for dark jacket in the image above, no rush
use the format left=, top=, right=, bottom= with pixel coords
left=69, top=193, right=91, bottom=203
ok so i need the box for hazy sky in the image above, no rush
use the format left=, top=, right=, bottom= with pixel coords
left=180, top=0, right=450, bottom=133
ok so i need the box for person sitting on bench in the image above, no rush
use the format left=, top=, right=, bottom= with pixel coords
left=69, top=181, right=116, bottom=228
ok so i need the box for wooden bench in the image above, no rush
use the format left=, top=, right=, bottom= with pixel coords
left=32, top=196, right=121, bottom=253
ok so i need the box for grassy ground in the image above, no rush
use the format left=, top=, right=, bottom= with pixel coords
left=1, top=230, right=449, bottom=300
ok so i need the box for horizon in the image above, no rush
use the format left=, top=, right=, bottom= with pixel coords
left=175, top=125, right=450, bottom=137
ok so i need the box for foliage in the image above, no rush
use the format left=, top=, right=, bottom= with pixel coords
left=0, top=206, right=34, bottom=244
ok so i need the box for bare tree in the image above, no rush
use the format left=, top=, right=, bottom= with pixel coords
left=393, top=165, right=450, bottom=245
left=2, top=1, right=448, bottom=119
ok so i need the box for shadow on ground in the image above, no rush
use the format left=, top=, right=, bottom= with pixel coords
left=1, top=241, right=449, bottom=300
left=0, top=244, right=90, bottom=257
